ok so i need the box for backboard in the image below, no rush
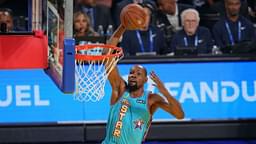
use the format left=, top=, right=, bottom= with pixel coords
left=45, top=0, right=75, bottom=93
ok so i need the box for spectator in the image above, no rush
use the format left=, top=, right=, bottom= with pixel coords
left=155, top=0, right=193, bottom=49
left=120, top=1, right=168, bottom=56
left=211, top=0, right=250, bottom=18
left=212, top=0, right=256, bottom=51
left=0, top=8, right=13, bottom=32
left=0, top=8, right=26, bottom=32
left=74, top=0, right=113, bottom=35
left=73, top=11, right=98, bottom=37
left=156, top=0, right=193, bottom=32
left=197, top=0, right=221, bottom=30
left=171, top=8, right=214, bottom=55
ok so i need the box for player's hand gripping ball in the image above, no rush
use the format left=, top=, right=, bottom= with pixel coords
left=120, top=3, right=148, bottom=30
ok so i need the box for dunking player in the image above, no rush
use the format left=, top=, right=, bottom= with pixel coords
left=102, top=65, right=184, bottom=144
left=101, top=3, right=184, bottom=144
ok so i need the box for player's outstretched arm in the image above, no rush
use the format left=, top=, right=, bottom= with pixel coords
left=149, top=71, right=184, bottom=119
left=106, top=25, right=127, bottom=105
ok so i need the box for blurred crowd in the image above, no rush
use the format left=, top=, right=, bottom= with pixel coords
left=1, top=0, right=256, bottom=56
left=73, top=0, right=256, bottom=56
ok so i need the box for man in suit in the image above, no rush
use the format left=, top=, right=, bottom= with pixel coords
left=171, top=8, right=214, bottom=55
left=155, top=0, right=193, bottom=49
left=212, top=0, right=256, bottom=52
left=156, top=0, right=193, bottom=32
left=211, top=0, right=249, bottom=18
left=120, top=1, right=169, bottom=56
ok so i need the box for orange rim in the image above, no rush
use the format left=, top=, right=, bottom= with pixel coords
left=75, top=44, right=123, bottom=61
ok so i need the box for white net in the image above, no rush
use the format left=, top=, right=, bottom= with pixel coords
left=74, top=44, right=123, bottom=102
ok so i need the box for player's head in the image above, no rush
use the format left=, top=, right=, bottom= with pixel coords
left=181, top=8, right=200, bottom=36
left=225, top=0, right=241, bottom=17
left=127, top=65, right=148, bottom=92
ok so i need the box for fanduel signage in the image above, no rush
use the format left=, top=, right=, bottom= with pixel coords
left=161, top=81, right=256, bottom=103
left=0, top=85, right=50, bottom=107
left=0, top=62, right=256, bottom=122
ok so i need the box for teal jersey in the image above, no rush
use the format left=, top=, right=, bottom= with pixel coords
left=102, top=91, right=152, bottom=144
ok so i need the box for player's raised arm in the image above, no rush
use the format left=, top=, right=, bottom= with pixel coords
left=106, top=25, right=127, bottom=104
left=105, top=3, right=149, bottom=104
left=149, top=71, right=184, bottom=119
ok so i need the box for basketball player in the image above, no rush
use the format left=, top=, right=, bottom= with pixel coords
left=101, top=3, right=184, bottom=143
left=102, top=41, right=184, bottom=144
left=101, top=63, right=184, bottom=143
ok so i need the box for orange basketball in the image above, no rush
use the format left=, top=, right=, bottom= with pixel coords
left=120, top=3, right=147, bottom=30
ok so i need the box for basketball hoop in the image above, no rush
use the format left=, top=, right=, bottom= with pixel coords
left=75, top=44, right=123, bottom=102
